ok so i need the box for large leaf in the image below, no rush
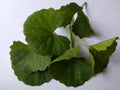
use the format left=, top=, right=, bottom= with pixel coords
left=10, top=41, right=52, bottom=86
left=89, top=37, right=119, bottom=74
left=52, top=46, right=80, bottom=63
left=10, top=41, right=51, bottom=71
left=12, top=66, right=52, bottom=86
left=49, top=57, right=94, bottom=87
left=24, top=8, right=70, bottom=56
left=72, top=11, right=94, bottom=38
left=24, top=8, right=63, bottom=33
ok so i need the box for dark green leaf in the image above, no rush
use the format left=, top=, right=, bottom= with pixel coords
left=49, top=57, right=94, bottom=87
left=10, top=41, right=52, bottom=86
left=59, top=2, right=82, bottom=27
left=24, top=8, right=63, bottom=33
left=24, top=8, right=70, bottom=56
left=25, top=33, right=70, bottom=56
left=72, top=11, right=94, bottom=38
left=59, top=2, right=94, bottom=38
left=65, top=2, right=82, bottom=13
left=13, top=67, right=52, bottom=86
left=52, top=46, right=80, bottom=63
left=89, top=37, right=119, bottom=74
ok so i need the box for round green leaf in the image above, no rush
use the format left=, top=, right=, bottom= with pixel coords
left=10, top=41, right=51, bottom=72
left=12, top=66, right=52, bottom=86
left=25, top=33, right=70, bottom=56
left=49, top=57, right=94, bottom=87
left=24, top=8, right=70, bottom=56
left=10, top=41, right=52, bottom=86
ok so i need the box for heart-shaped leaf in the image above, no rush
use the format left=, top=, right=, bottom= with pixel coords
left=89, top=37, right=119, bottom=74
left=49, top=57, right=94, bottom=87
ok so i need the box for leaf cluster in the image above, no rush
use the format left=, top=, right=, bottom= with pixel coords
left=10, top=2, right=119, bottom=87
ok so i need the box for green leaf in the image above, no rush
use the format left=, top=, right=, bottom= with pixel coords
left=49, top=57, right=94, bottom=87
left=59, top=2, right=94, bottom=38
left=65, top=2, right=82, bottom=13
left=13, top=67, right=52, bottom=86
left=25, top=33, right=70, bottom=56
left=52, top=46, right=80, bottom=63
left=10, top=41, right=52, bottom=86
left=10, top=41, right=51, bottom=71
left=24, top=8, right=63, bottom=33
left=59, top=2, right=82, bottom=27
left=89, top=37, right=119, bottom=74
left=72, top=11, right=94, bottom=38
left=24, top=8, right=70, bottom=56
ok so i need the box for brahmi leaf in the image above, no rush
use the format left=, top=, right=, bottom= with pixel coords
left=59, top=2, right=82, bottom=27
left=24, top=8, right=63, bottom=33
left=49, top=57, right=94, bottom=87
left=59, top=2, right=95, bottom=38
left=10, top=41, right=51, bottom=72
left=89, top=37, right=119, bottom=74
left=10, top=41, right=52, bottom=86
left=72, top=11, right=94, bottom=38
left=25, top=33, right=70, bottom=56
left=66, top=2, right=82, bottom=12
left=24, top=8, right=70, bottom=56
left=12, top=67, right=52, bottom=86
left=52, top=46, right=80, bottom=63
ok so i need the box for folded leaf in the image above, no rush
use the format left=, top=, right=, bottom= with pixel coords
left=49, top=57, right=94, bottom=87
left=52, top=46, right=80, bottom=63
left=59, top=2, right=95, bottom=38
left=89, top=37, right=119, bottom=74
left=72, top=11, right=94, bottom=38
left=59, top=3, right=82, bottom=27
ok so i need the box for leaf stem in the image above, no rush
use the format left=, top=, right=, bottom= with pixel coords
left=69, top=25, right=74, bottom=48
left=71, top=32, right=90, bottom=48
left=81, top=2, right=87, bottom=9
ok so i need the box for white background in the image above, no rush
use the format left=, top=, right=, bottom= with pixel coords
left=0, top=0, right=120, bottom=90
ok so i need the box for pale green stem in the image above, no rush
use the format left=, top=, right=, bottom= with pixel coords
left=69, top=25, right=74, bottom=48
left=71, top=32, right=90, bottom=48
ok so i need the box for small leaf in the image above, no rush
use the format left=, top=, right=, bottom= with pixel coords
left=72, top=11, right=94, bottom=38
left=59, top=2, right=82, bottom=27
left=53, top=46, right=80, bottom=63
left=10, top=41, right=52, bottom=86
left=49, top=57, right=94, bottom=87
left=24, top=8, right=70, bottom=56
left=89, top=37, right=119, bottom=74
